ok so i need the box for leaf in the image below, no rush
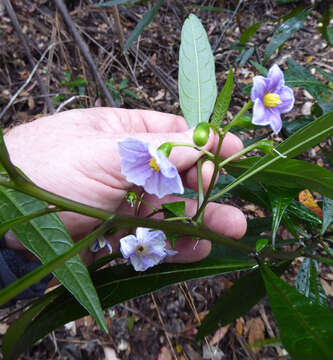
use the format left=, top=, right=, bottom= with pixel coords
left=211, top=67, right=233, bottom=128
left=210, top=110, right=333, bottom=202
left=296, top=258, right=329, bottom=307
left=250, top=60, right=268, bottom=76
left=267, top=187, right=296, bottom=247
left=196, top=262, right=290, bottom=340
left=123, top=0, right=164, bottom=52
left=162, top=201, right=185, bottom=218
left=263, top=8, right=312, bottom=63
left=179, top=14, right=217, bottom=128
left=285, top=58, right=330, bottom=101
left=298, top=189, right=322, bottom=218
left=327, top=27, right=333, bottom=46
left=239, top=22, right=262, bottom=45
left=286, top=200, right=322, bottom=226
left=0, top=187, right=106, bottom=332
left=225, top=157, right=333, bottom=200
left=237, top=47, right=254, bottom=67
left=283, top=115, right=314, bottom=136
left=98, top=0, right=138, bottom=5
left=322, top=196, right=333, bottom=234
left=261, top=263, right=333, bottom=360
left=3, top=258, right=254, bottom=360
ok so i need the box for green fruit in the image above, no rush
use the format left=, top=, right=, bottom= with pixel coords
left=193, top=122, right=210, bottom=147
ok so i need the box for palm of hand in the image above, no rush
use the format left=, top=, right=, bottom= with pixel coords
left=4, top=108, right=246, bottom=264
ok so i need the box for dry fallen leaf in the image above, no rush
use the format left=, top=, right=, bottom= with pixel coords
left=248, top=318, right=265, bottom=355
left=235, top=317, right=245, bottom=335
left=299, top=189, right=322, bottom=218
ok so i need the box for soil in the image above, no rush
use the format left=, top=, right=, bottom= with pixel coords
left=0, top=1, right=332, bottom=359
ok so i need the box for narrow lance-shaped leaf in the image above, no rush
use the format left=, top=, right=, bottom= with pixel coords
left=123, top=0, right=164, bottom=52
left=225, top=157, right=333, bottom=201
left=196, top=261, right=290, bottom=340
left=211, top=110, right=333, bottom=202
left=0, top=187, right=107, bottom=332
left=3, top=258, right=254, bottom=360
left=179, top=14, right=217, bottom=128
left=321, top=196, right=333, bottom=235
left=211, top=67, right=233, bottom=128
left=267, top=186, right=296, bottom=248
left=239, top=22, right=262, bottom=45
left=296, top=258, right=329, bottom=308
left=263, top=8, right=312, bottom=63
left=261, top=262, right=333, bottom=360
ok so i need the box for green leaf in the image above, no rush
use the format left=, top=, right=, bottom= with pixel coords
left=211, top=110, right=333, bottom=202
left=196, top=262, right=290, bottom=340
left=0, top=187, right=106, bottom=332
left=285, top=58, right=330, bottom=100
left=211, top=67, right=233, bottom=127
left=226, top=157, right=333, bottom=200
left=261, top=263, right=333, bottom=360
left=263, top=8, right=312, bottom=63
left=286, top=200, right=322, bottom=226
left=322, top=196, right=333, bottom=234
left=256, top=238, right=269, bottom=252
left=250, top=60, right=268, bottom=76
left=162, top=201, right=185, bottom=217
left=237, top=47, right=254, bottom=67
left=3, top=258, right=254, bottom=360
left=327, top=27, right=333, bottom=46
left=267, top=187, right=296, bottom=247
left=123, top=0, right=164, bottom=52
left=296, top=258, right=329, bottom=307
left=179, top=14, right=217, bottom=128
left=283, top=115, right=314, bottom=136
left=239, top=22, right=262, bottom=45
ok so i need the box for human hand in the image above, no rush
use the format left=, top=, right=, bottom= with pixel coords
left=4, top=108, right=247, bottom=264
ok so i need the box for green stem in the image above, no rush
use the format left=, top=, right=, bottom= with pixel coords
left=196, top=157, right=205, bottom=214
left=217, top=140, right=264, bottom=170
left=0, top=218, right=115, bottom=306
left=170, top=142, right=215, bottom=159
left=222, top=100, right=253, bottom=135
left=0, top=206, right=61, bottom=236
left=319, top=240, right=333, bottom=260
left=193, top=132, right=224, bottom=222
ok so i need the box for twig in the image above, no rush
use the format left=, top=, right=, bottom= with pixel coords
left=55, top=95, right=88, bottom=113
left=0, top=43, right=58, bottom=122
left=53, top=0, right=116, bottom=107
left=2, top=0, right=55, bottom=114
left=213, top=0, right=244, bottom=52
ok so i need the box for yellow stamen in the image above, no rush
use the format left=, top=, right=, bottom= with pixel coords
left=263, top=93, right=281, bottom=108
left=149, top=157, right=160, bottom=171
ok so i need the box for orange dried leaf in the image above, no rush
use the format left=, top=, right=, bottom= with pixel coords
left=298, top=189, right=322, bottom=218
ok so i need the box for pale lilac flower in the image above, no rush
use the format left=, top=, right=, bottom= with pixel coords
left=251, top=64, right=294, bottom=134
left=118, top=138, right=184, bottom=199
left=120, top=227, right=178, bottom=271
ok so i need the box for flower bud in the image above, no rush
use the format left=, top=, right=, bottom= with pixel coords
left=158, top=142, right=172, bottom=157
left=125, top=191, right=138, bottom=207
left=193, top=122, right=210, bottom=147
left=257, top=140, right=275, bottom=154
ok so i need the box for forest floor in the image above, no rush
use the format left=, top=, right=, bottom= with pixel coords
left=0, top=0, right=333, bottom=359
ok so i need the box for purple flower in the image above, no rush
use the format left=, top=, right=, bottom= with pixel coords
left=251, top=64, right=294, bottom=134
left=118, top=138, right=184, bottom=199
left=120, top=227, right=178, bottom=271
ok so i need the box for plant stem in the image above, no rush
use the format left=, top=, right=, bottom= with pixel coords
left=170, top=142, right=215, bottom=159
left=222, top=100, right=253, bottom=135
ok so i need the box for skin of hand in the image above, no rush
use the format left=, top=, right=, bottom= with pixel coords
left=4, top=108, right=247, bottom=265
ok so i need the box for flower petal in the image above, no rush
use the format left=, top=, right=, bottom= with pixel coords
left=251, top=76, right=268, bottom=101
left=120, top=235, right=138, bottom=258
left=267, top=109, right=282, bottom=134
left=136, top=227, right=152, bottom=241
left=129, top=253, right=149, bottom=271
left=276, top=86, right=295, bottom=113
left=144, top=230, right=166, bottom=251
left=120, top=160, right=152, bottom=185
left=165, top=249, right=178, bottom=257
left=118, top=138, right=150, bottom=160
left=252, top=98, right=271, bottom=126
left=267, top=64, right=284, bottom=92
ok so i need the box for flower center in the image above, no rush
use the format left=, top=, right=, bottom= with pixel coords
left=263, top=93, right=281, bottom=108
left=136, top=244, right=147, bottom=256
left=149, top=158, right=160, bottom=171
